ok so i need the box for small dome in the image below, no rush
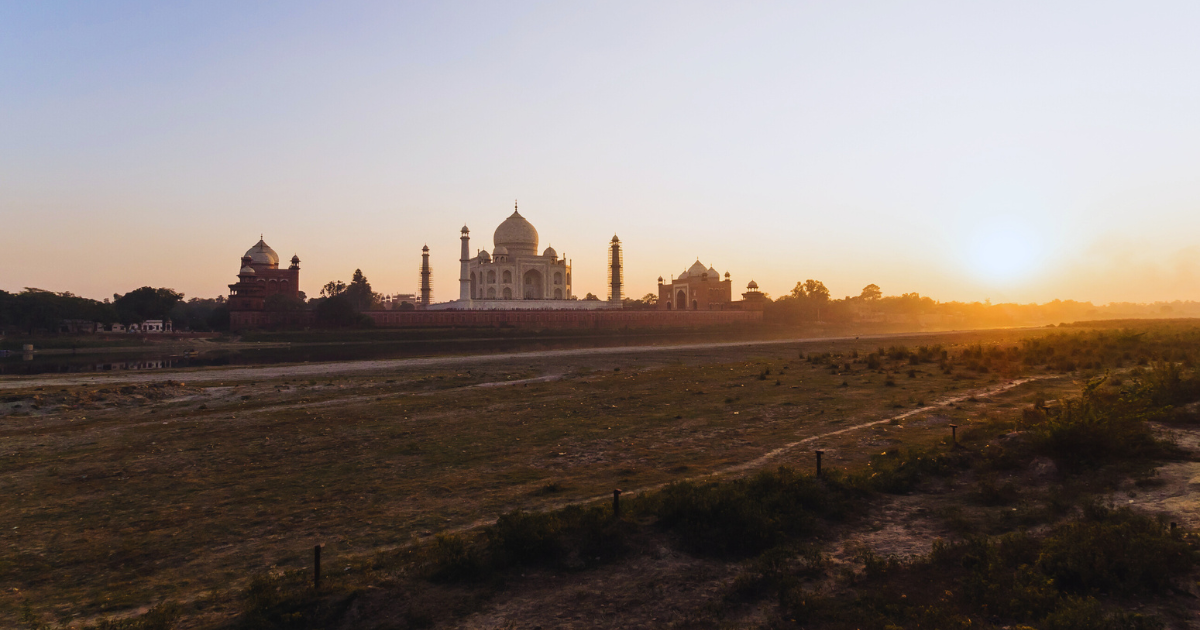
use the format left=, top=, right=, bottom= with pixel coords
left=240, top=265, right=256, bottom=275
left=658, top=276, right=664, bottom=283
left=245, top=238, right=279, bottom=267
left=479, top=249, right=491, bottom=261
left=611, top=234, right=620, bottom=243
left=461, top=225, right=470, bottom=234
left=708, top=266, right=719, bottom=277
left=493, top=208, right=538, bottom=255
left=725, top=271, right=730, bottom=279
left=493, top=245, right=509, bottom=256
left=291, top=254, right=300, bottom=264
left=747, top=280, right=759, bottom=290
left=543, top=245, right=557, bottom=258
left=422, top=244, right=429, bottom=252
left=687, top=260, right=709, bottom=276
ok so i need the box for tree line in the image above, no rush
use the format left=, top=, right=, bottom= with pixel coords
left=0, top=287, right=229, bottom=334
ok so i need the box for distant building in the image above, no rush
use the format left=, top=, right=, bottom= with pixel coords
left=228, top=236, right=307, bottom=329
left=657, top=260, right=733, bottom=310
left=127, top=320, right=172, bottom=333
left=427, top=203, right=613, bottom=311
left=381, top=293, right=418, bottom=310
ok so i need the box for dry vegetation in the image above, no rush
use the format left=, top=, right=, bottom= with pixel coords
left=5, top=324, right=1200, bottom=629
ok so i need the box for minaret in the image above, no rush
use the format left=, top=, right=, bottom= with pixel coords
left=459, top=225, right=471, bottom=302
left=419, top=245, right=432, bottom=307
left=608, top=235, right=623, bottom=306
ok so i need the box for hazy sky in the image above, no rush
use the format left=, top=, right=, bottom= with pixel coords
left=4, top=1, right=1200, bottom=305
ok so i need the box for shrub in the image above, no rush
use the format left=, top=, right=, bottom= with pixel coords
left=648, top=467, right=853, bottom=557
left=1037, top=504, right=1196, bottom=595
left=851, top=447, right=968, bottom=494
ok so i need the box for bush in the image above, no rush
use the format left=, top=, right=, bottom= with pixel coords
left=851, top=448, right=968, bottom=493
left=648, top=467, right=854, bottom=557
left=1037, top=504, right=1196, bottom=595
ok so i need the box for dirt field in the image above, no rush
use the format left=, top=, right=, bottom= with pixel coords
left=0, top=327, right=1087, bottom=627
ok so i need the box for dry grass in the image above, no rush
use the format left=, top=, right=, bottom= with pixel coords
left=0, top=328, right=1078, bottom=627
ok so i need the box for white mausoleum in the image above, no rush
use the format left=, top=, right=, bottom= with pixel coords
left=428, top=204, right=613, bottom=310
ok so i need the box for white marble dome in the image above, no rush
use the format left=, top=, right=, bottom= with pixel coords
left=493, top=209, right=538, bottom=256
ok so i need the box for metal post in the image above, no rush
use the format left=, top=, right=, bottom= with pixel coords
left=815, top=450, right=824, bottom=478
left=612, top=489, right=622, bottom=518
left=313, top=544, right=322, bottom=589
left=949, top=424, right=958, bottom=446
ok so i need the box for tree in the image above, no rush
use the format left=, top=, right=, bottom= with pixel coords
left=802, top=279, right=830, bottom=302
left=113, top=287, right=183, bottom=323
left=343, top=269, right=381, bottom=311
left=621, top=293, right=657, bottom=310
left=0, top=288, right=118, bottom=333
left=321, top=281, right=346, bottom=299
left=860, top=284, right=882, bottom=301
left=315, top=295, right=362, bottom=327
left=584, top=293, right=600, bottom=301
left=170, top=297, right=230, bottom=332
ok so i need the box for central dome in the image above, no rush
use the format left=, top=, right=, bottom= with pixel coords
left=245, top=238, right=280, bottom=267
left=493, top=209, right=538, bottom=256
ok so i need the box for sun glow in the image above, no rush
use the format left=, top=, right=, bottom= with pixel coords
left=961, top=218, right=1049, bottom=286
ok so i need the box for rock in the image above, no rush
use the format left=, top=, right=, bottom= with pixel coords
left=1029, top=456, right=1058, bottom=478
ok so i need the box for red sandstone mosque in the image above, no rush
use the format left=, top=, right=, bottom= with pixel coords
left=227, top=237, right=305, bottom=329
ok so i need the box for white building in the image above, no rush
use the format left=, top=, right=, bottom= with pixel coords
left=427, top=204, right=614, bottom=311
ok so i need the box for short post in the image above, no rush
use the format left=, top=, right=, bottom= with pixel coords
left=612, top=489, right=622, bottom=519
left=313, top=544, right=322, bottom=589
left=815, top=450, right=824, bottom=478
left=949, top=424, right=958, bottom=446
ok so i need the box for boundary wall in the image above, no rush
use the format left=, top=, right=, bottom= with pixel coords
left=230, top=309, right=761, bottom=330
left=364, top=309, right=761, bottom=329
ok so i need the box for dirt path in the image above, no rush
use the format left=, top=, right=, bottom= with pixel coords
left=0, top=328, right=1022, bottom=389
left=428, top=375, right=1056, bottom=538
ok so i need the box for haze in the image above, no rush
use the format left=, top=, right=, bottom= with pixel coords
left=4, top=1, right=1200, bottom=305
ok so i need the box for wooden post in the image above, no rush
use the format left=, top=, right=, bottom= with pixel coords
left=313, top=544, right=322, bottom=589
left=949, top=424, right=958, bottom=446
left=815, top=450, right=824, bottom=478
left=612, top=489, right=622, bottom=519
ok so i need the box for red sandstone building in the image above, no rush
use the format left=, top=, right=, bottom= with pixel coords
left=657, top=260, right=734, bottom=310
left=228, top=237, right=304, bottom=329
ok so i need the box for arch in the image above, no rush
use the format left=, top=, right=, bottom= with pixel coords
left=666, top=301, right=672, bottom=310
left=523, top=269, right=544, bottom=299
left=502, top=270, right=512, bottom=284
left=502, top=287, right=512, bottom=299
left=554, top=288, right=562, bottom=299
left=487, top=270, right=496, bottom=283
left=553, top=271, right=562, bottom=285
left=676, top=290, right=686, bottom=310
left=487, top=287, right=496, bottom=299
left=470, top=273, right=478, bottom=298
left=692, top=299, right=698, bottom=310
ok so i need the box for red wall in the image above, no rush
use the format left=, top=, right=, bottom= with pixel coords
left=230, top=309, right=761, bottom=331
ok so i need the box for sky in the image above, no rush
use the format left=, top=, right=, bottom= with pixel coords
left=4, top=1, right=1200, bottom=305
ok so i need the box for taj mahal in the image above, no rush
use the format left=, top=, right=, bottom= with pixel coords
left=426, top=203, right=619, bottom=311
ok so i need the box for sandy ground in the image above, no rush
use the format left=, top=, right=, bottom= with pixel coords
left=0, top=328, right=1023, bottom=390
